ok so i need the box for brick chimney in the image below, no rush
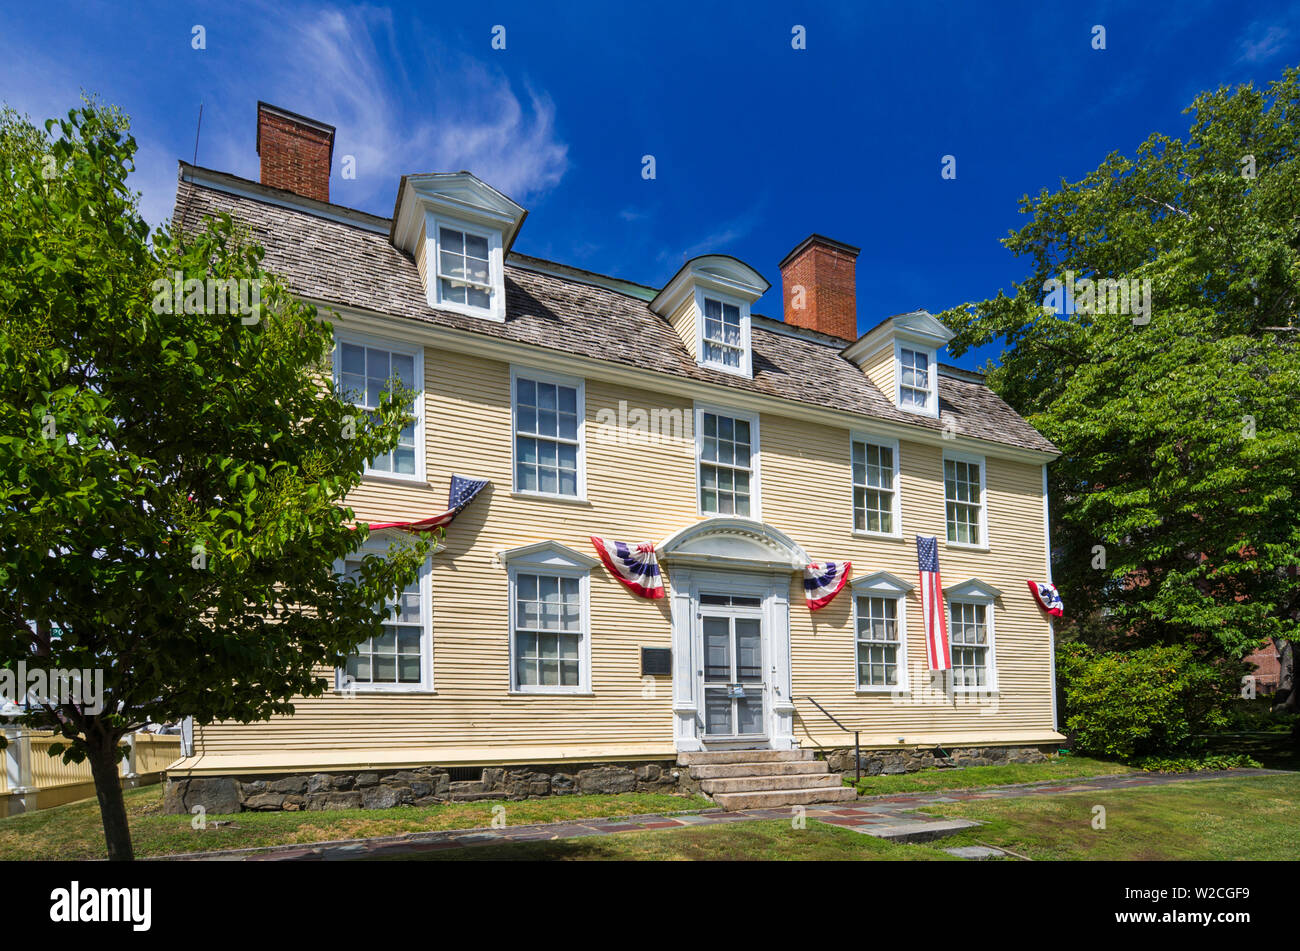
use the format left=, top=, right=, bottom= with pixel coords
left=256, top=102, right=336, bottom=203
left=778, top=234, right=860, bottom=341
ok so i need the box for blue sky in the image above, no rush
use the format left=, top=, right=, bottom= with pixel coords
left=2, top=0, right=1297, bottom=369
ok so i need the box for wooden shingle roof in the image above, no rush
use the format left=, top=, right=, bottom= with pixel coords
left=172, top=167, right=1057, bottom=456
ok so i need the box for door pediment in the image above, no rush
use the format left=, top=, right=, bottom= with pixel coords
left=658, top=517, right=808, bottom=572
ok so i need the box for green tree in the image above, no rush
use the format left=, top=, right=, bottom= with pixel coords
left=0, top=101, right=431, bottom=860
left=939, top=69, right=1300, bottom=682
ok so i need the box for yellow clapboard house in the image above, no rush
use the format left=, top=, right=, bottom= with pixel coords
left=163, top=103, right=1064, bottom=812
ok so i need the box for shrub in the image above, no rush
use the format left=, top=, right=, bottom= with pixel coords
left=1056, top=642, right=1239, bottom=761
left=1134, top=753, right=1261, bottom=772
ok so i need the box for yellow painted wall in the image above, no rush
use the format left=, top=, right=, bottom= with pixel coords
left=183, top=339, right=1057, bottom=773
left=667, top=297, right=697, bottom=356
left=861, top=343, right=894, bottom=400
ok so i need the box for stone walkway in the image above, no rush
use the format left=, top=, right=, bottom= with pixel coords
left=167, top=768, right=1284, bottom=861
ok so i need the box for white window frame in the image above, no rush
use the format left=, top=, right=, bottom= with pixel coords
left=510, top=366, right=587, bottom=501
left=502, top=542, right=596, bottom=695
left=333, top=329, right=425, bottom=484
left=850, top=571, right=913, bottom=694
left=942, top=450, right=988, bottom=549
left=333, top=535, right=434, bottom=694
left=694, top=402, right=761, bottom=520
left=895, top=340, right=938, bottom=417
left=694, top=286, right=753, bottom=378
left=425, top=211, right=506, bottom=322
left=850, top=433, right=902, bottom=539
left=944, top=581, right=999, bottom=694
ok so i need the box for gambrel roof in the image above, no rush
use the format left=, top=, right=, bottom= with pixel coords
left=171, top=164, right=1058, bottom=456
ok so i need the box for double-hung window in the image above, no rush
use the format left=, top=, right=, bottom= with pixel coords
left=944, top=454, right=986, bottom=546
left=698, top=408, right=758, bottom=517
left=437, top=226, right=492, bottom=311
left=852, top=437, right=899, bottom=535
left=855, top=596, right=902, bottom=688
left=337, top=336, right=422, bottom=479
left=949, top=601, right=991, bottom=689
left=513, top=371, right=583, bottom=498
left=702, top=297, right=745, bottom=370
left=338, top=547, right=432, bottom=692
left=899, top=347, right=932, bottom=410
left=513, top=573, right=583, bottom=689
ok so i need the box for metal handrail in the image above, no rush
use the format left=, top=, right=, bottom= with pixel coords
left=795, top=696, right=861, bottom=781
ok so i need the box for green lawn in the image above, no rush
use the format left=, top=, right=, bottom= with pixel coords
left=848, top=755, right=1132, bottom=796
left=921, top=773, right=1300, bottom=860
left=380, top=818, right=959, bottom=861
left=0, top=787, right=712, bottom=861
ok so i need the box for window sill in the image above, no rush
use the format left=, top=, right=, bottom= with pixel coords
left=333, top=688, right=438, bottom=696
left=696, top=358, right=752, bottom=379
left=362, top=472, right=429, bottom=488
left=511, top=491, right=591, bottom=507
left=855, top=687, right=908, bottom=696
left=945, top=541, right=990, bottom=553
left=852, top=530, right=905, bottom=542
left=508, top=690, right=596, bottom=697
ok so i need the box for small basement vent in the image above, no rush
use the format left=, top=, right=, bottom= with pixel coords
left=446, top=766, right=483, bottom=782
left=641, top=647, right=672, bottom=677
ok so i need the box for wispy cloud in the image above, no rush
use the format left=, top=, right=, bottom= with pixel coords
left=1237, top=22, right=1290, bottom=62
left=210, top=3, right=568, bottom=211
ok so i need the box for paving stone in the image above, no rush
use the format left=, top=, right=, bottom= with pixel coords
left=944, top=845, right=1007, bottom=860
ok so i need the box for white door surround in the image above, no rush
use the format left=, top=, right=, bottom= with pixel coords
left=659, top=518, right=805, bottom=753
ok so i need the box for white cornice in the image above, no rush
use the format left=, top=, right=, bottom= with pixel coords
left=309, top=298, right=1058, bottom=465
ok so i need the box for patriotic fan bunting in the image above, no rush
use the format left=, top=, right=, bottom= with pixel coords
left=803, top=561, right=851, bottom=611
left=591, top=537, right=665, bottom=599
left=365, top=475, right=488, bottom=533
left=1027, top=580, right=1064, bottom=617
left=917, top=535, right=951, bottom=670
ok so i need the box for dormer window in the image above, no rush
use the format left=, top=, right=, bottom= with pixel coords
left=650, top=255, right=768, bottom=381
left=437, top=226, right=492, bottom=311
left=899, top=347, right=933, bottom=410
left=390, top=172, right=527, bottom=325
left=842, top=311, right=953, bottom=419
left=702, top=296, right=746, bottom=371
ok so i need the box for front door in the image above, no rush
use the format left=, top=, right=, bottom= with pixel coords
left=700, top=594, right=766, bottom=741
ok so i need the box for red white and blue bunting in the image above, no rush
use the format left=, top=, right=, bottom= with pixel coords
left=1027, top=580, right=1064, bottom=617
left=803, top=561, right=852, bottom=611
left=591, top=537, right=666, bottom=599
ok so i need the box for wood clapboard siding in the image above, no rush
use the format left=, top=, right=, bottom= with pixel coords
left=861, top=344, right=894, bottom=400
left=189, top=344, right=1057, bottom=768
left=667, top=297, right=697, bottom=355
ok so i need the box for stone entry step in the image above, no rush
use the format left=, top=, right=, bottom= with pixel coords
left=712, top=786, right=859, bottom=810
left=699, top=772, right=843, bottom=795
left=677, top=749, right=816, bottom=766
left=688, top=760, right=833, bottom=780
left=682, top=749, right=855, bottom=809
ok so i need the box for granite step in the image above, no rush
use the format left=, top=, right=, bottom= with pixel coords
left=688, top=760, right=832, bottom=780
left=699, top=772, right=844, bottom=795
left=676, top=749, right=816, bottom=766
left=711, top=785, right=859, bottom=810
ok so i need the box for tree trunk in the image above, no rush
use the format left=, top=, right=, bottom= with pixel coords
left=85, top=731, right=134, bottom=861
left=1276, top=638, right=1295, bottom=713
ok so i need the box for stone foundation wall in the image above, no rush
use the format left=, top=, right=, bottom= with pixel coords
left=821, top=743, right=1056, bottom=777
left=163, top=760, right=681, bottom=815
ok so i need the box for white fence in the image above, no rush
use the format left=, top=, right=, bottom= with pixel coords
left=1, top=728, right=181, bottom=817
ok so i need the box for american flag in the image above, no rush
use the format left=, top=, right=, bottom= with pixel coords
left=1027, top=580, right=1064, bottom=617
left=916, top=535, right=951, bottom=670
left=365, top=475, right=489, bottom=533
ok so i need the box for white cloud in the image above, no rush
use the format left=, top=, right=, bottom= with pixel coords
left=211, top=3, right=568, bottom=211
left=1237, top=23, right=1289, bottom=63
